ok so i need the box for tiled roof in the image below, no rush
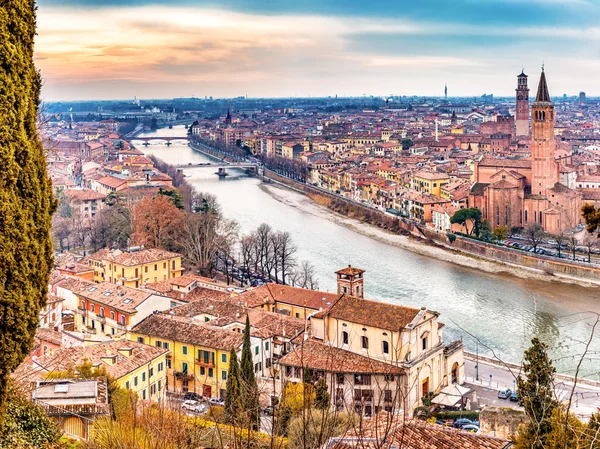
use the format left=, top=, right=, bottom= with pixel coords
left=335, top=265, right=365, bottom=276
left=478, top=156, right=531, bottom=169
left=313, top=295, right=426, bottom=331
left=131, top=314, right=244, bottom=351
left=279, top=338, right=403, bottom=375
left=237, top=284, right=340, bottom=310
left=332, top=412, right=512, bottom=449
left=90, top=248, right=182, bottom=267
left=62, top=189, right=107, bottom=202
left=16, top=340, right=167, bottom=382
left=74, top=282, right=154, bottom=313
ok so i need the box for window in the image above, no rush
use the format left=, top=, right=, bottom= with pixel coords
left=342, top=331, right=349, bottom=345
left=208, top=368, right=214, bottom=377
left=142, top=389, right=147, bottom=400
left=138, top=337, right=145, bottom=344
left=163, top=342, right=169, bottom=350
left=384, top=374, right=395, bottom=383
left=182, top=346, right=188, bottom=355
left=100, top=307, right=105, bottom=317
left=158, top=362, right=163, bottom=372
left=295, top=313, right=300, bottom=318
left=149, top=367, right=154, bottom=378
left=354, top=374, right=371, bottom=385
left=163, top=262, right=166, bottom=269
left=422, top=337, right=428, bottom=351
left=134, top=376, right=138, bottom=387
left=120, top=315, right=126, bottom=325
left=382, top=341, right=389, bottom=354
left=154, top=264, right=157, bottom=271
left=361, top=336, right=369, bottom=350
left=182, top=362, right=188, bottom=374
left=222, top=371, right=227, bottom=380
left=337, top=373, right=345, bottom=384
left=110, top=311, right=115, bottom=320
left=222, top=353, right=227, bottom=363
left=158, top=380, right=162, bottom=391
left=200, top=367, right=205, bottom=376
left=166, top=358, right=171, bottom=369
left=255, top=346, right=259, bottom=356
left=145, top=266, right=148, bottom=273
left=172, top=260, right=176, bottom=270
left=265, top=342, right=270, bottom=351
left=384, top=390, right=392, bottom=402
left=125, top=381, right=130, bottom=390
left=155, top=341, right=162, bottom=347
left=142, top=372, right=146, bottom=382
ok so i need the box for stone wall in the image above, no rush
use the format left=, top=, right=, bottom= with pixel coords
left=479, top=406, right=528, bottom=440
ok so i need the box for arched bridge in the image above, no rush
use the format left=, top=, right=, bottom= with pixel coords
left=129, top=136, right=190, bottom=146
left=171, top=162, right=260, bottom=177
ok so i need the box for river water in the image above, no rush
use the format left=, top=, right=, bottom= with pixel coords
left=136, top=127, right=600, bottom=377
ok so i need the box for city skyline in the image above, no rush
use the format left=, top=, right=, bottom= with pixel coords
left=36, top=0, right=600, bottom=101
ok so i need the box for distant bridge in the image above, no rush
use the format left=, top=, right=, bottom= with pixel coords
left=171, top=161, right=260, bottom=177
left=128, top=136, right=190, bottom=146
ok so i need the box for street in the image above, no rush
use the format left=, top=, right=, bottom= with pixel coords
left=464, top=356, right=600, bottom=420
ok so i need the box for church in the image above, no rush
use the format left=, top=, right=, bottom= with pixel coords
left=469, top=69, right=582, bottom=234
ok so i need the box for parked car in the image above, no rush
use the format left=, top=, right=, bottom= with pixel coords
left=182, top=400, right=207, bottom=414
left=453, top=418, right=473, bottom=428
left=264, top=406, right=278, bottom=416
left=184, top=392, right=203, bottom=402
left=510, top=391, right=519, bottom=402
left=498, top=387, right=512, bottom=399
left=461, top=424, right=480, bottom=433
left=209, top=397, right=225, bottom=406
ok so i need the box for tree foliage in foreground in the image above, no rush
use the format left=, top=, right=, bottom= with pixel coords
left=0, top=0, right=56, bottom=420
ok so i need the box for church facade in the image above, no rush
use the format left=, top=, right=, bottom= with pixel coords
left=470, top=69, right=582, bottom=235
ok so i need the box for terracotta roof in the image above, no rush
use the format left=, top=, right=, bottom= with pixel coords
left=332, top=412, right=512, bottom=449
left=279, top=338, right=403, bottom=375
left=478, top=156, right=531, bottom=169
left=131, top=314, right=244, bottom=351
left=16, top=340, right=167, bottom=382
left=74, top=282, right=155, bottom=313
left=96, top=176, right=127, bottom=189
left=62, top=189, right=107, bottom=202
left=90, top=248, right=182, bottom=267
left=313, top=295, right=427, bottom=331
left=335, top=265, right=365, bottom=276
left=237, top=284, right=340, bottom=310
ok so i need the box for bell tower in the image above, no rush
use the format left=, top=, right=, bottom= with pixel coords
left=531, top=67, right=559, bottom=196
left=335, top=265, right=365, bottom=298
left=515, top=70, right=530, bottom=136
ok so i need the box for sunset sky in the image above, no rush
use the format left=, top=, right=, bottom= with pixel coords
left=36, top=0, right=600, bottom=101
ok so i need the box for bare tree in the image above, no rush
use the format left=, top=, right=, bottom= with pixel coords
left=525, top=224, right=546, bottom=252
left=273, top=231, right=297, bottom=286
left=583, top=233, right=597, bottom=264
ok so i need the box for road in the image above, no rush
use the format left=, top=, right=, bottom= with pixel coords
left=464, top=356, right=600, bottom=420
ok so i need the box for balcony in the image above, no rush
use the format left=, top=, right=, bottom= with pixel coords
left=195, top=358, right=215, bottom=368
left=174, top=371, right=194, bottom=380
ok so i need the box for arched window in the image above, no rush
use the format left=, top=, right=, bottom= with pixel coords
left=520, top=210, right=523, bottom=224
left=342, top=331, right=349, bottom=345
left=361, top=336, right=369, bottom=350
left=539, top=211, right=543, bottom=224
left=505, top=205, right=510, bottom=225
left=525, top=210, right=528, bottom=223
left=382, top=341, right=389, bottom=354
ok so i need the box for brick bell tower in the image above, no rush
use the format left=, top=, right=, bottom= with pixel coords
left=335, top=265, right=365, bottom=298
left=531, top=67, right=559, bottom=196
left=515, top=70, right=530, bottom=136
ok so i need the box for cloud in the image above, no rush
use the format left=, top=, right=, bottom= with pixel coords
left=35, top=5, right=600, bottom=100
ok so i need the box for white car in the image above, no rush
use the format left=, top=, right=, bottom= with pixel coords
left=182, top=400, right=207, bottom=414
left=209, top=398, right=225, bottom=406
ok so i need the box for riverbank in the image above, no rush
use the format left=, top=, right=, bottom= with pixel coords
left=260, top=179, right=600, bottom=289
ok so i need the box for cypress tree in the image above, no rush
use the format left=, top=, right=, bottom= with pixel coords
left=224, top=347, right=241, bottom=424
left=0, top=0, right=56, bottom=420
left=515, top=337, right=557, bottom=449
left=314, top=377, right=330, bottom=410
left=240, top=316, right=259, bottom=429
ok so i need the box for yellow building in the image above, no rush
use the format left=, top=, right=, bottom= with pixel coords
left=17, top=340, right=168, bottom=402
left=130, top=314, right=244, bottom=399
left=89, top=248, right=184, bottom=288
left=410, top=171, right=451, bottom=197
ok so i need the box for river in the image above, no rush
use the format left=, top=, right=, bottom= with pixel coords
left=136, top=126, right=600, bottom=377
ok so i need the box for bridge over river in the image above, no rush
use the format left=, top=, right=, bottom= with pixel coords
left=129, top=136, right=190, bottom=146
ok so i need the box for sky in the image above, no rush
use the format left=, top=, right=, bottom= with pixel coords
left=35, top=0, right=600, bottom=101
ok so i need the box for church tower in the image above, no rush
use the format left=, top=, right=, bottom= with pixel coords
left=515, top=70, right=530, bottom=136
left=531, top=68, right=559, bottom=196
left=336, top=265, right=365, bottom=298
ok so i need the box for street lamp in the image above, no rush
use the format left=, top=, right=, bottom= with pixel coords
left=475, top=340, right=479, bottom=381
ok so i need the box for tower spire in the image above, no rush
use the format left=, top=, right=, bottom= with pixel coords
left=535, top=66, right=550, bottom=103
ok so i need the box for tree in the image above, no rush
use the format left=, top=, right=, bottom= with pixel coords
left=584, top=412, right=600, bottom=448
left=450, top=208, right=482, bottom=236
left=158, top=187, right=185, bottom=210
left=583, top=203, right=600, bottom=234
left=314, top=378, right=330, bottom=411
left=224, top=347, right=242, bottom=424
left=0, top=381, right=62, bottom=448
left=0, top=0, right=57, bottom=419
left=287, top=410, right=356, bottom=449
left=131, top=195, right=184, bottom=250
left=492, top=226, right=508, bottom=242
left=550, top=233, right=567, bottom=258
left=524, top=224, right=546, bottom=252
left=583, top=233, right=597, bottom=263
left=478, top=219, right=492, bottom=241
left=514, top=337, right=557, bottom=449
left=240, top=316, right=259, bottom=429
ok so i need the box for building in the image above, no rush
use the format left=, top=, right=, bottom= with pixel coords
left=335, top=265, right=364, bottom=298
left=470, top=69, right=582, bottom=234
left=129, top=313, right=251, bottom=398
left=32, top=379, right=110, bottom=441
left=515, top=70, right=530, bottom=136
left=16, top=340, right=169, bottom=402
left=279, top=267, right=464, bottom=414
left=88, top=247, right=184, bottom=287
left=410, top=171, right=450, bottom=197
left=67, top=281, right=175, bottom=336
left=61, top=189, right=107, bottom=220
